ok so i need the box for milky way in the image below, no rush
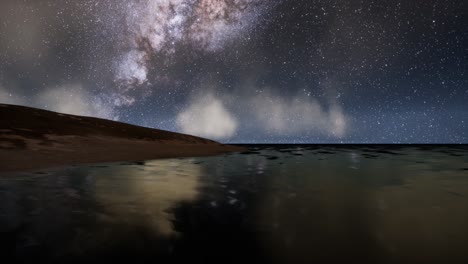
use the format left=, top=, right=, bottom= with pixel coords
left=112, top=0, right=273, bottom=100
left=0, top=0, right=467, bottom=143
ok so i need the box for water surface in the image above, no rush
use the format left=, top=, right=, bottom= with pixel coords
left=1, top=145, right=468, bottom=263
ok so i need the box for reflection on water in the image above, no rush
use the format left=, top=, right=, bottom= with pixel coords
left=0, top=159, right=202, bottom=262
left=1, top=145, right=468, bottom=263
left=94, top=160, right=201, bottom=236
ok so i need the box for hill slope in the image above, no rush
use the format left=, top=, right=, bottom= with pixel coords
left=0, top=104, right=241, bottom=172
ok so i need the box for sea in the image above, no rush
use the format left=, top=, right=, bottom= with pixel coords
left=1, top=145, right=468, bottom=263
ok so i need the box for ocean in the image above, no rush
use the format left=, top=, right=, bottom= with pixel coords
left=1, top=145, right=468, bottom=263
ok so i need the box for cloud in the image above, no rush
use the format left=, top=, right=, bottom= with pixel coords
left=176, top=88, right=348, bottom=141
left=35, top=85, right=117, bottom=120
left=1, top=83, right=117, bottom=120
left=250, top=91, right=348, bottom=138
left=176, top=93, right=238, bottom=139
left=0, top=86, right=27, bottom=105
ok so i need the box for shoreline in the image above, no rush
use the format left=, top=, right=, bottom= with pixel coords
left=0, top=137, right=244, bottom=173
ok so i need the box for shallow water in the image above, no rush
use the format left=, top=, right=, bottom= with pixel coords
left=1, top=145, right=468, bottom=263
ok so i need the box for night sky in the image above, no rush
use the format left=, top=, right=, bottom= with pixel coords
left=0, top=0, right=467, bottom=143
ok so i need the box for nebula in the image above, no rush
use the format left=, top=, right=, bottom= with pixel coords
left=114, top=0, right=272, bottom=91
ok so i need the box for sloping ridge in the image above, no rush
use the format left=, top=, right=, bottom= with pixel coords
left=0, top=104, right=215, bottom=144
left=0, top=104, right=241, bottom=172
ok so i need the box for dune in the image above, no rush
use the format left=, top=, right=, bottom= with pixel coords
left=0, top=104, right=243, bottom=172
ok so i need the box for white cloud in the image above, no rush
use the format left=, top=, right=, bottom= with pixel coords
left=35, top=84, right=117, bottom=120
left=176, top=93, right=238, bottom=140
left=251, top=91, right=348, bottom=138
left=1, top=84, right=117, bottom=120
left=0, top=87, right=26, bottom=105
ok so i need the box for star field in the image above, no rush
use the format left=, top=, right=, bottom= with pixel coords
left=0, top=0, right=467, bottom=143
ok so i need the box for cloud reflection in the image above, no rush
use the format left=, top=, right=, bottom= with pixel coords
left=93, top=159, right=202, bottom=236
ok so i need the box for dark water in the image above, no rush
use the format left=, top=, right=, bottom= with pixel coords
left=1, top=145, right=468, bottom=263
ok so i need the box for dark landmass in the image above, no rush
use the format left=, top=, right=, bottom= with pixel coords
left=0, top=104, right=243, bottom=172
